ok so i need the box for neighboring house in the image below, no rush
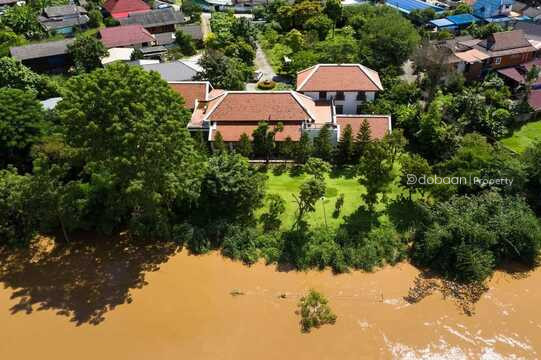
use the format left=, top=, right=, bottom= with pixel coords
left=441, top=30, right=536, bottom=79
left=99, top=24, right=156, bottom=48
left=38, top=5, right=89, bottom=36
left=296, top=64, right=383, bottom=115
left=10, top=39, right=74, bottom=72
left=496, top=58, right=541, bottom=111
left=103, top=0, right=150, bottom=19
left=141, top=60, right=200, bottom=81
left=119, top=8, right=185, bottom=34
left=473, top=0, right=513, bottom=19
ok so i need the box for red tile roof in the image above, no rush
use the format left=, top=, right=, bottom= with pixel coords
left=296, top=64, right=383, bottom=92
left=99, top=24, right=155, bottom=48
left=335, top=115, right=391, bottom=140
left=103, top=0, right=150, bottom=16
left=211, top=122, right=302, bottom=142
left=169, top=82, right=210, bottom=110
left=205, top=92, right=314, bottom=122
left=528, top=89, right=541, bottom=111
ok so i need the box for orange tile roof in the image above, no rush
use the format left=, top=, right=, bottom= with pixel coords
left=206, top=92, right=314, bottom=122
left=169, top=82, right=209, bottom=110
left=212, top=122, right=303, bottom=142
left=296, top=64, right=383, bottom=92
left=335, top=115, right=391, bottom=140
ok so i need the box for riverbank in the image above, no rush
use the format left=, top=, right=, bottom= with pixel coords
left=0, top=240, right=539, bottom=359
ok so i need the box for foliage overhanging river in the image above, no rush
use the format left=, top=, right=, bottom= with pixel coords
left=0, top=235, right=539, bottom=359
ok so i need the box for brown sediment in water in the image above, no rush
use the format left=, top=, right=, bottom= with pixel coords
left=0, top=237, right=540, bottom=359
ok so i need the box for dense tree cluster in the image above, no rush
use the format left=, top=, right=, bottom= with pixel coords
left=259, top=2, right=420, bottom=78
left=196, top=12, right=257, bottom=89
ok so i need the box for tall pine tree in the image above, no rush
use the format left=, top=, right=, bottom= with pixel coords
left=213, top=130, right=227, bottom=154
left=236, top=132, right=253, bottom=158
left=314, top=124, right=334, bottom=162
left=335, top=124, right=354, bottom=165
left=354, top=119, right=371, bottom=161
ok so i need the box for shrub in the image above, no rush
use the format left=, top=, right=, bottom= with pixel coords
left=297, top=289, right=337, bottom=333
left=260, top=194, right=286, bottom=232
left=221, top=225, right=260, bottom=264
left=333, top=193, right=344, bottom=218
left=412, top=192, right=541, bottom=283
left=257, top=80, right=276, bottom=90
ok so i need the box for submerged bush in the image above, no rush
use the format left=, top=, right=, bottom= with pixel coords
left=297, top=289, right=337, bottom=333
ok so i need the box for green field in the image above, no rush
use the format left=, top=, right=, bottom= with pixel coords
left=501, top=120, right=541, bottom=153
left=257, top=169, right=403, bottom=230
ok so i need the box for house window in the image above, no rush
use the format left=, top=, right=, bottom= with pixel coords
left=494, top=57, right=502, bottom=65
left=335, top=105, right=343, bottom=114
left=356, top=105, right=363, bottom=114
left=357, top=92, right=366, bottom=101
left=335, top=91, right=345, bottom=100
left=319, top=91, right=327, bottom=100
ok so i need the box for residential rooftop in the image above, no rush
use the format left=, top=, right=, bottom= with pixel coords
left=296, top=64, right=383, bottom=92
left=10, top=39, right=75, bottom=61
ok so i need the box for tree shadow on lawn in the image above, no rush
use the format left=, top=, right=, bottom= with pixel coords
left=0, top=232, right=180, bottom=326
left=338, top=205, right=381, bottom=237
left=387, top=197, right=431, bottom=233
left=329, top=166, right=357, bottom=180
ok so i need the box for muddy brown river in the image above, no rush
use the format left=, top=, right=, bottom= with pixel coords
left=0, top=238, right=539, bottom=359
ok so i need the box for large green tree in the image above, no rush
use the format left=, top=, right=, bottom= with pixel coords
left=199, top=153, right=266, bottom=221
left=68, top=34, right=108, bottom=73
left=0, top=88, right=46, bottom=169
left=196, top=50, right=251, bottom=90
left=412, top=192, right=541, bottom=283
left=56, top=64, right=202, bottom=238
left=0, top=57, right=57, bottom=99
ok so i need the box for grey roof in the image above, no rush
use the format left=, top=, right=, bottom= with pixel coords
left=43, top=4, right=86, bottom=18
left=515, top=21, right=541, bottom=42
left=512, top=1, right=529, bottom=12
left=119, top=8, right=185, bottom=28
left=178, top=22, right=203, bottom=40
left=523, top=7, right=541, bottom=17
left=140, top=60, right=198, bottom=81
left=139, top=45, right=168, bottom=54
left=39, top=15, right=90, bottom=31
left=0, top=0, right=18, bottom=5
left=154, top=32, right=175, bottom=45
left=10, top=39, right=75, bottom=61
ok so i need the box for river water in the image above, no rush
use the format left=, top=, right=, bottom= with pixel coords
left=0, top=238, right=539, bottom=359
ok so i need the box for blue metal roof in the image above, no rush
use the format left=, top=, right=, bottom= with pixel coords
left=447, top=13, right=479, bottom=25
left=385, top=0, right=443, bottom=14
left=430, top=18, right=455, bottom=27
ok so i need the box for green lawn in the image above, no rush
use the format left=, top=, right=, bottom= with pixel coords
left=257, top=169, right=403, bottom=230
left=500, top=120, right=541, bottom=153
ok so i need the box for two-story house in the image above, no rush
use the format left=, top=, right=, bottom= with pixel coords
left=441, top=30, right=537, bottom=80
left=295, top=64, right=383, bottom=115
